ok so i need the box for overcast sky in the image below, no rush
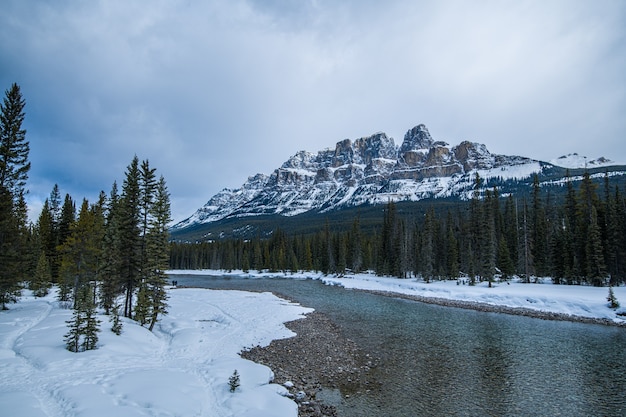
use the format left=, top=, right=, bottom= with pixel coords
left=1, top=0, right=625, bottom=223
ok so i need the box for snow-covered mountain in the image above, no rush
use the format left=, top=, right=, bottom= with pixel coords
left=173, top=124, right=562, bottom=232
left=549, top=153, right=615, bottom=169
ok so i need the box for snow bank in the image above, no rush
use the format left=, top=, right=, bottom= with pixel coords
left=0, top=288, right=312, bottom=417
left=168, top=269, right=626, bottom=324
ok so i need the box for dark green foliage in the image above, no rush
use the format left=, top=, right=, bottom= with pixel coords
left=64, top=285, right=101, bottom=352
left=110, top=304, right=123, bottom=335
left=134, top=282, right=151, bottom=326
left=170, top=169, right=626, bottom=287
left=100, top=182, right=123, bottom=315
left=31, top=251, right=52, bottom=297
left=0, top=83, right=29, bottom=196
left=229, top=370, right=240, bottom=392
left=607, top=287, right=620, bottom=309
left=58, top=199, right=102, bottom=307
left=120, top=156, right=142, bottom=318
left=0, top=84, right=29, bottom=309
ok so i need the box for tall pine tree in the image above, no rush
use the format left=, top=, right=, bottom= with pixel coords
left=0, top=83, right=30, bottom=309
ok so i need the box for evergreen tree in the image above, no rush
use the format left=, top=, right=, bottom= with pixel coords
left=120, top=156, right=141, bottom=318
left=31, top=251, right=52, bottom=297
left=0, top=187, right=22, bottom=309
left=48, top=184, right=62, bottom=280
left=64, top=304, right=83, bottom=353
left=58, top=194, right=76, bottom=247
left=64, top=285, right=100, bottom=352
left=445, top=212, right=459, bottom=278
left=100, top=182, right=123, bottom=314
left=0, top=83, right=30, bottom=197
left=229, top=370, right=240, bottom=392
left=110, top=303, right=123, bottom=335
left=530, top=174, right=548, bottom=276
left=586, top=206, right=607, bottom=286
left=133, top=281, right=151, bottom=326
left=58, top=199, right=101, bottom=307
left=146, top=176, right=171, bottom=331
left=139, top=159, right=157, bottom=280
left=0, top=83, right=30, bottom=309
left=607, top=287, right=620, bottom=309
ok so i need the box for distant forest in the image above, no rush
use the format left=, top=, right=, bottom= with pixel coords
left=170, top=171, right=626, bottom=286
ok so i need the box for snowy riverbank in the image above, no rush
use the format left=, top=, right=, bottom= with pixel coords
left=168, top=270, right=626, bottom=326
left=0, top=288, right=312, bottom=417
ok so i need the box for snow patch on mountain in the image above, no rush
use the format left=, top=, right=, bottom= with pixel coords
left=550, top=153, right=615, bottom=169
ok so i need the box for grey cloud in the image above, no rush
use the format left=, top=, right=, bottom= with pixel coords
left=0, top=0, right=624, bottom=223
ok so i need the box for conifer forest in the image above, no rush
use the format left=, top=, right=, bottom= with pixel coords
left=170, top=171, right=626, bottom=287
left=0, top=83, right=172, bottom=351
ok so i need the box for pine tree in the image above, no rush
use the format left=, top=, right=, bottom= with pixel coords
left=64, top=305, right=83, bottom=353
left=81, top=292, right=101, bottom=351
left=530, top=175, right=548, bottom=276
left=586, top=206, right=607, bottom=286
left=229, top=370, right=240, bottom=392
left=0, top=83, right=30, bottom=310
left=607, top=286, right=620, bottom=309
left=100, top=182, right=123, bottom=315
left=64, top=286, right=100, bottom=352
left=58, top=194, right=76, bottom=247
left=58, top=199, right=101, bottom=307
left=31, top=251, right=52, bottom=297
left=0, top=83, right=30, bottom=197
left=120, top=156, right=141, bottom=318
left=146, top=176, right=171, bottom=331
left=110, top=304, right=123, bottom=335
left=133, top=282, right=150, bottom=326
left=139, top=159, right=157, bottom=280
left=445, top=212, right=459, bottom=278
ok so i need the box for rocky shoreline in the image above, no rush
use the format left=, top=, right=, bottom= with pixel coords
left=241, top=311, right=380, bottom=417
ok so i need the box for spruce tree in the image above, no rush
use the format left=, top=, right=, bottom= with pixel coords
left=64, top=285, right=100, bottom=352
left=146, top=176, right=171, bottom=331
left=607, top=286, right=620, bottom=309
left=120, top=156, right=141, bottom=318
left=31, top=251, right=52, bottom=297
left=58, top=199, right=101, bottom=307
left=100, top=182, right=123, bottom=315
left=0, top=83, right=30, bottom=309
left=229, top=370, right=240, bottom=392
left=586, top=206, right=607, bottom=286
left=110, top=303, right=123, bottom=335
left=133, top=282, right=151, bottom=326
left=0, top=83, right=30, bottom=196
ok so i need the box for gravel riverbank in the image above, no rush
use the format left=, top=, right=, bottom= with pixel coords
left=241, top=311, right=380, bottom=417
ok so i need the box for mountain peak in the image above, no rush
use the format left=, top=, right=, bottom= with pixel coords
left=400, top=124, right=434, bottom=153
left=172, top=123, right=554, bottom=233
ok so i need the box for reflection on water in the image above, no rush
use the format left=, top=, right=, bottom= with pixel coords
left=171, top=275, right=626, bottom=416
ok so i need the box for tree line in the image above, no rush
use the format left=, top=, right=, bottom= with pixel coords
left=170, top=171, right=626, bottom=287
left=0, top=83, right=172, bottom=352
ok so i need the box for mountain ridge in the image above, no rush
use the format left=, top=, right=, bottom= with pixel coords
left=172, top=124, right=622, bottom=234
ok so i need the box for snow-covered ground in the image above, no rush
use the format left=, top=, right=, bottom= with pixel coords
left=169, top=269, right=626, bottom=325
left=3, top=272, right=625, bottom=417
left=0, top=288, right=312, bottom=417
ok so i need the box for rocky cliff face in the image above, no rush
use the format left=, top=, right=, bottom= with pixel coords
left=173, top=124, right=545, bottom=230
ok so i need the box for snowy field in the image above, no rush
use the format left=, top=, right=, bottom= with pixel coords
left=169, top=269, right=626, bottom=325
left=0, top=288, right=312, bottom=417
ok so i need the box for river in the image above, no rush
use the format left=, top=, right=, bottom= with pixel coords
left=170, top=274, right=626, bottom=416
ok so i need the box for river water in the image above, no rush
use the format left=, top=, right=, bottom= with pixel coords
left=170, top=274, right=626, bottom=416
